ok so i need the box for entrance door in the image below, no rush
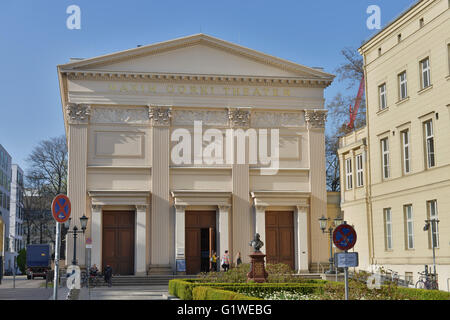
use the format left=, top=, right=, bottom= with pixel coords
left=102, top=211, right=135, bottom=275
left=185, top=211, right=216, bottom=274
left=265, top=211, right=295, bottom=269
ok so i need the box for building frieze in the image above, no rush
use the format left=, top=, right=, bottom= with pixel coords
left=91, top=107, right=149, bottom=124
left=172, top=109, right=228, bottom=126
left=252, top=111, right=305, bottom=128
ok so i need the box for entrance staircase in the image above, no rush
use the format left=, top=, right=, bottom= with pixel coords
left=92, top=274, right=197, bottom=287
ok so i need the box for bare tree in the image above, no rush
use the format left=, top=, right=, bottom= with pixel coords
left=26, top=135, right=67, bottom=197
left=326, top=48, right=365, bottom=191
left=23, top=136, right=67, bottom=252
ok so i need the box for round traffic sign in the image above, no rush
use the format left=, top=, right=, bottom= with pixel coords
left=333, top=223, right=357, bottom=251
left=52, top=194, right=71, bottom=223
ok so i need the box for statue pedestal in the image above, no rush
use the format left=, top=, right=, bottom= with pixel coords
left=247, top=252, right=268, bottom=283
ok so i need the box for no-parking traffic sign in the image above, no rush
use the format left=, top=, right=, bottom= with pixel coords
left=52, top=194, right=71, bottom=223
left=332, top=223, right=357, bottom=251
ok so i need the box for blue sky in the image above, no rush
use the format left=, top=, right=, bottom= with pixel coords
left=0, top=0, right=415, bottom=170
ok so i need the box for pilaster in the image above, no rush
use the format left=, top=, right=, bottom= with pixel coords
left=66, top=103, right=90, bottom=267
left=295, top=205, right=309, bottom=273
left=91, top=204, right=102, bottom=269
left=217, top=205, right=231, bottom=260
left=149, top=105, right=172, bottom=271
left=135, top=205, right=148, bottom=275
left=254, top=205, right=267, bottom=254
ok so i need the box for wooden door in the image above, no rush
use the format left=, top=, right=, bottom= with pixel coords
left=185, top=211, right=216, bottom=274
left=265, top=211, right=295, bottom=269
left=102, top=211, right=135, bottom=275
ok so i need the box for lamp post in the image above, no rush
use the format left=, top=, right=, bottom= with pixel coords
left=423, top=218, right=439, bottom=280
left=319, top=214, right=343, bottom=274
left=64, top=215, right=88, bottom=265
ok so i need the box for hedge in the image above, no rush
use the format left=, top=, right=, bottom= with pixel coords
left=168, top=279, right=326, bottom=300
left=393, top=287, right=450, bottom=300
left=192, top=286, right=262, bottom=300
left=169, top=279, right=450, bottom=300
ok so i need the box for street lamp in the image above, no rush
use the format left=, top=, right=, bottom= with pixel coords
left=423, top=218, right=440, bottom=280
left=318, top=214, right=343, bottom=274
left=64, top=215, right=89, bottom=265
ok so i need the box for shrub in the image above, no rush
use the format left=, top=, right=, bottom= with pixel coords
left=169, top=279, right=326, bottom=300
left=17, top=248, right=27, bottom=274
left=196, top=263, right=313, bottom=283
left=192, top=286, right=261, bottom=300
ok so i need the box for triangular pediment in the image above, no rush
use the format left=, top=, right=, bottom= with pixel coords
left=59, top=34, right=334, bottom=80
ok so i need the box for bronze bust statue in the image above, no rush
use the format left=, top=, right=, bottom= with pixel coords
left=249, top=233, right=264, bottom=252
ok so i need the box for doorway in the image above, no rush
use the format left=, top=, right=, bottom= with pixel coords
left=265, top=211, right=295, bottom=269
left=102, top=211, right=135, bottom=275
left=185, top=211, right=216, bottom=274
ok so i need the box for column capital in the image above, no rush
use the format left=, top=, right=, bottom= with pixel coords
left=218, top=205, right=231, bottom=212
left=91, top=204, right=102, bottom=212
left=136, top=204, right=148, bottom=211
left=148, top=105, right=172, bottom=127
left=304, top=109, right=327, bottom=129
left=175, top=204, right=186, bottom=212
left=228, top=107, right=251, bottom=128
left=255, top=205, right=267, bottom=212
left=296, top=205, right=309, bottom=212
left=66, top=103, right=91, bottom=124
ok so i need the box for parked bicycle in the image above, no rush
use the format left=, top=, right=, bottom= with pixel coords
left=415, top=266, right=438, bottom=290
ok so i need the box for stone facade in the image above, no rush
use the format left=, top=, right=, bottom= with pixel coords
left=58, top=34, right=334, bottom=275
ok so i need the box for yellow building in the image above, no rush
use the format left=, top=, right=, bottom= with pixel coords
left=340, top=0, right=450, bottom=287
left=57, top=34, right=335, bottom=275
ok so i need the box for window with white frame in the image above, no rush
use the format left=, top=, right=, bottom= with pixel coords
left=424, top=120, right=435, bottom=168
left=381, top=138, right=390, bottom=179
left=398, top=71, right=407, bottom=100
left=379, top=83, right=387, bottom=109
left=420, top=58, right=431, bottom=89
left=427, top=200, right=439, bottom=248
left=356, top=154, right=364, bottom=187
left=384, top=208, right=393, bottom=250
left=345, top=158, right=353, bottom=190
left=404, top=205, right=414, bottom=249
left=402, top=130, right=410, bottom=174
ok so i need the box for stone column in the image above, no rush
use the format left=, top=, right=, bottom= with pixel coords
left=174, top=205, right=186, bottom=263
left=305, top=110, right=328, bottom=265
left=91, top=204, right=102, bottom=270
left=66, top=103, right=90, bottom=267
left=295, top=205, right=309, bottom=273
left=254, top=205, right=267, bottom=254
left=135, top=205, right=147, bottom=275
left=229, top=108, right=252, bottom=263
left=149, top=106, right=172, bottom=274
left=217, top=205, right=230, bottom=260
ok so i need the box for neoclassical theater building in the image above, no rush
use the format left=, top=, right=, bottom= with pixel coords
left=57, top=34, right=334, bottom=275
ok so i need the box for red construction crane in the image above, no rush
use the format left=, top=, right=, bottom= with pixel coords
left=347, top=76, right=365, bottom=130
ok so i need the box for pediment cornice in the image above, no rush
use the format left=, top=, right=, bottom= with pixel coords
left=61, top=70, right=332, bottom=88
left=59, top=34, right=334, bottom=84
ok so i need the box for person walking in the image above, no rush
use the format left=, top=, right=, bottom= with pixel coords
left=210, top=251, right=218, bottom=272
left=221, top=250, right=230, bottom=272
left=104, top=264, right=113, bottom=287
left=235, top=252, right=242, bottom=268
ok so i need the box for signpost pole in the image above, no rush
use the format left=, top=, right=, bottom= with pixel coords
left=344, top=251, right=349, bottom=300
left=53, top=222, right=61, bottom=300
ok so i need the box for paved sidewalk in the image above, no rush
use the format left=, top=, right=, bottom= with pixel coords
left=88, top=285, right=169, bottom=300
left=0, top=276, right=52, bottom=300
